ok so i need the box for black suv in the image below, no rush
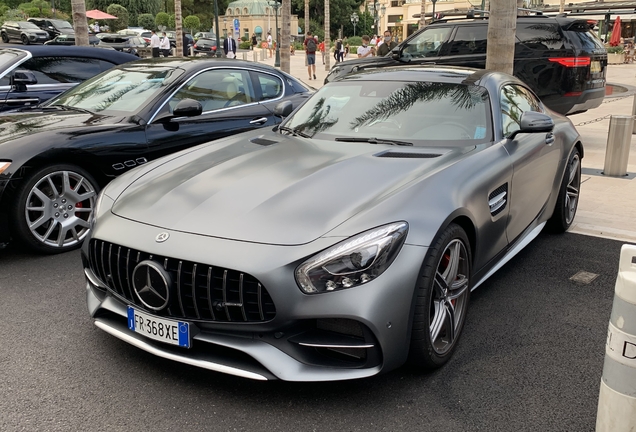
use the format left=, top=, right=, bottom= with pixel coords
left=27, top=18, right=74, bottom=39
left=97, top=34, right=148, bottom=56
left=326, top=15, right=607, bottom=115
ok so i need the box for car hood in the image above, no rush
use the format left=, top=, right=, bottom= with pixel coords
left=0, top=109, right=128, bottom=149
left=111, top=132, right=466, bottom=245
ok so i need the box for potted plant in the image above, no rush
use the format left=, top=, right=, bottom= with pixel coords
left=607, top=46, right=625, bottom=64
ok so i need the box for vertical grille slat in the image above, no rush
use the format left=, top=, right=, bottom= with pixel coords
left=192, top=263, right=200, bottom=319
left=222, top=270, right=231, bottom=321
left=87, top=240, right=276, bottom=323
left=206, top=266, right=216, bottom=321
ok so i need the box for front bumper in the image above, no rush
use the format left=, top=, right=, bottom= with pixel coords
left=83, top=213, right=427, bottom=381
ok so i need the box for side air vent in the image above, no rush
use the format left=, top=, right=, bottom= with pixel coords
left=250, top=137, right=279, bottom=146
left=488, top=184, right=508, bottom=217
left=375, top=151, right=441, bottom=159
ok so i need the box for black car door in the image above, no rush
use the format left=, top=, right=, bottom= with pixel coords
left=501, top=84, right=561, bottom=241
left=145, top=68, right=274, bottom=160
left=1, top=57, right=115, bottom=112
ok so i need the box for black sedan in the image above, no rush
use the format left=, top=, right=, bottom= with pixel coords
left=0, top=46, right=137, bottom=112
left=193, top=37, right=223, bottom=55
left=0, top=58, right=311, bottom=253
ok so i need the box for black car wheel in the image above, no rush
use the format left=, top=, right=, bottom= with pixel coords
left=409, top=223, right=471, bottom=369
left=1, top=32, right=8, bottom=43
left=21, top=34, right=30, bottom=45
left=548, top=148, right=581, bottom=233
left=12, top=164, right=99, bottom=254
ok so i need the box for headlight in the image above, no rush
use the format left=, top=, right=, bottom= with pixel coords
left=0, top=161, right=11, bottom=175
left=89, top=189, right=108, bottom=229
left=295, top=222, right=408, bottom=294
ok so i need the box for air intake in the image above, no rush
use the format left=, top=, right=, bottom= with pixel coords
left=375, top=151, right=441, bottom=159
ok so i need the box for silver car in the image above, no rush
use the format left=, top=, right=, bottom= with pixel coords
left=83, top=66, right=582, bottom=381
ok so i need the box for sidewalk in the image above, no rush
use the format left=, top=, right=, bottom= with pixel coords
left=246, top=50, right=636, bottom=243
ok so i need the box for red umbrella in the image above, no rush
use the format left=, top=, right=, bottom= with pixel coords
left=610, top=16, right=622, bottom=46
left=85, top=9, right=117, bottom=20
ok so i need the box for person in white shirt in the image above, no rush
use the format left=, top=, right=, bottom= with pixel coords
left=267, top=32, right=273, bottom=58
left=357, top=35, right=375, bottom=58
left=93, top=22, right=100, bottom=33
left=150, top=30, right=161, bottom=57
left=160, top=32, right=171, bottom=57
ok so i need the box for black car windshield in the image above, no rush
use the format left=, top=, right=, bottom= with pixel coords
left=283, top=80, right=492, bottom=144
left=49, top=65, right=184, bottom=114
left=52, top=20, right=73, bottom=29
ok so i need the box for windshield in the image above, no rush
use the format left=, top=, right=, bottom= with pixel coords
left=49, top=65, right=184, bottom=114
left=19, top=21, right=40, bottom=29
left=52, top=20, right=73, bottom=29
left=283, top=80, right=491, bottom=144
left=401, top=27, right=452, bottom=58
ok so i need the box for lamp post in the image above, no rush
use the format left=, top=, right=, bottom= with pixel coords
left=371, top=2, right=386, bottom=36
left=268, top=0, right=281, bottom=67
left=430, top=0, right=438, bottom=23
left=350, top=12, right=359, bottom=37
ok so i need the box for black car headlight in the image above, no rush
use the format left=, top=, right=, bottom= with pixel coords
left=296, top=222, right=408, bottom=294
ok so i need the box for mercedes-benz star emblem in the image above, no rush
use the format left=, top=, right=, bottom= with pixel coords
left=156, top=232, right=170, bottom=243
left=132, top=260, right=172, bottom=311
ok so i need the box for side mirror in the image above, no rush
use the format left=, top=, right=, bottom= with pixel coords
left=10, top=70, right=37, bottom=91
left=391, top=46, right=401, bottom=60
left=509, top=111, right=554, bottom=139
left=273, top=100, right=293, bottom=117
left=172, top=98, right=203, bottom=117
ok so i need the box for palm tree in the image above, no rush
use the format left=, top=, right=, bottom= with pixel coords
left=485, top=0, right=516, bottom=74
left=281, top=0, right=291, bottom=72
left=324, top=0, right=330, bottom=71
left=305, top=0, right=309, bottom=35
left=420, top=0, right=426, bottom=29
left=175, top=0, right=184, bottom=57
left=71, top=0, right=89, bottom=46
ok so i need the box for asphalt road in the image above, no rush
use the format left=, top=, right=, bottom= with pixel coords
left=0, top=232, right=626, bottom=431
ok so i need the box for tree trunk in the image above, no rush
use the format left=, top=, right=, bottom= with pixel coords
left=281, top=0, right=290, bottom=72
left=175, top=0, right=184, bottom=57
left=304, top=0, right=309, bottom=34
left=324, top=0, right=330, bottom=71
left=419, top=0, right=426, bottom=29
left=71, top=0, right=89, bottom=46
left=485, top=0, right=516, bottom=74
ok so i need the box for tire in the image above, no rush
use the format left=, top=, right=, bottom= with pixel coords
left=409, top=223, right=472, bottom=369
left=1, top=32, right=8, bottom=43
left=548, top=148, right=581, bottom=233
left=21, top=34, right=29, bottom=45
left=11, top=164, right=99, bottom=254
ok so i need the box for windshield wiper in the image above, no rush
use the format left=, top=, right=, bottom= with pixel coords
left=278, top=126, right=312, bottom=138
left=48, top=104, right=93, bottom=114
left=335, top=137, right=413, bottom=146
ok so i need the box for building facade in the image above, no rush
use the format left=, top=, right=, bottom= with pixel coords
left=224, top=0, right=300, bottom=42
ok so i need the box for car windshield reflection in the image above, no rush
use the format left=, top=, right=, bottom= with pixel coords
left=283, top=80, right=492, bottom=144
left=48, top=66, right=184, bottom=114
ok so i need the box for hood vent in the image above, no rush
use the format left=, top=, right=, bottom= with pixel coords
left=375, top=151, right=441, bottom=159
left=250, top=136, right=280, bottom=146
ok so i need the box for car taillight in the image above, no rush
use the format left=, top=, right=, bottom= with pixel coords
left=193, top=44, right=198, bottom=48
left=549, top=57, right=591, bottom=67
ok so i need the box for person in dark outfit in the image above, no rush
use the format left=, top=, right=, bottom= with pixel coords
left=376, top=30, right=398, bottom=57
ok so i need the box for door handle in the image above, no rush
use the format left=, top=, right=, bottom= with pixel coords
left=250, top=117, right=268, bottom=125
left=545, top=133, right=555, bottom=146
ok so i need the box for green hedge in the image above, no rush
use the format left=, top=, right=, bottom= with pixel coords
left=239, top=41, right=251, bottom=49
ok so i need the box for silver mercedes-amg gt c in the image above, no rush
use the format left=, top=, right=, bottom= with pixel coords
left=82, top=66, right=582, bottom=381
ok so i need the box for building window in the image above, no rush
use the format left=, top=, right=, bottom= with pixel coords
left=235, top=7, right=241, bottom=14
left=243, top=7, right=248, bottom=14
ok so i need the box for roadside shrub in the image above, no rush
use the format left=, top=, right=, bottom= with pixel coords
left=106, top=4, right=129, bottom=32
left=137, top=13, right=154, bottom=30
left=346, top=36, right=362, bottom=46
left=239, top=40, right=251, bottom=49
left=183, top=15, right=200, bottom=33
left=607, top=46, right=624, bottom=54
left=155, top=11, right=169, bottom=29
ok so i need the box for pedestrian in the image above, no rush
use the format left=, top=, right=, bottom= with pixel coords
left=150, top=30, right=161, bottom=58
left=94, top=21, right=100, bottom=33
left=344, top=38, right=349, bottom=58
left=304, top=31, right=317, bottom=80
left=223, top=34, right=237, bottom=58
left=357, top=35, right=374, bottom=58
left=251, top=33, right=257, bottom=50
left=318, top=39, right=325, bottom=64
left=160, top=31, right=171, bottom=57
left=376, top=29, right=398, bottom=56
left=338, top=38, right=345, bottom=62
left=183, top=33, right=190, bottom=56
left=267, top=32, right=273, bottom=57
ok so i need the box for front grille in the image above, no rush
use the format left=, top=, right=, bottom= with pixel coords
left=88, top=239, right=276, bottom=323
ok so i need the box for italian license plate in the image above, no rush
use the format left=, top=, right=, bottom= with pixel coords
left=591, top=61, right=601, bottom=73
left=127, top=306, right=190, bottom=348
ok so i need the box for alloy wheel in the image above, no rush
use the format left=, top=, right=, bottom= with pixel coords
left=429, top=239, right=469, bottom=355
left=24, top=170, right=96, bottom=248
left=565, top=153, right=580, bottom=225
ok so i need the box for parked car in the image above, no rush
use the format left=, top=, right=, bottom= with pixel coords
left=117, top=28, right=148, bottom=37
left=165, top=31, right=194, bottom=49
left=27, top=18, right=74, bottom=39
left=193, top=37, right=223, bottom=55
left=0, top=21, right=49, bottom=45
left=326, top=15, right=607, bottom=115
left=82, top=66, right=582, bottom=381
left=0, top=58, right=312, bottom=252
left=98, top=34, right=148, bottom=56
left=194, top=31, right=215, bottom=41
left=43, top=33, right=101, bottom=46
left=0, top=46, right=137, bottom=112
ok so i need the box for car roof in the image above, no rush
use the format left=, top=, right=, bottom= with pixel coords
left=340, top=65, right=482, bottom=84
left=0, top=46, right=138, bottom=63
left=430, top=15, right=593, bottom=27
left=118, top=57, right=288, bottom=74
